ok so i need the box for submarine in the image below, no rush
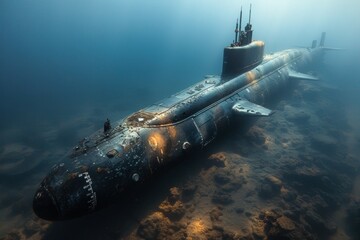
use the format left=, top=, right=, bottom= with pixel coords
left=33, top=6, right=329, bottom=220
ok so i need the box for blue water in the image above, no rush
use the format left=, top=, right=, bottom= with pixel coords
left=0, top=0, right=360, bottom=238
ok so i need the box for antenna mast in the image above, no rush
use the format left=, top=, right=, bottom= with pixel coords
left=249, top=4, right=252, bottom=24
left=234, top=19, right=239, bottom=44
left=239, top=6, right=243, bottom=44
left=244, top=4, right=253, bottom=44
left=239, top=6, right=243, bottom=30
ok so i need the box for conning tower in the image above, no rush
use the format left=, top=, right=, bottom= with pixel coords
left=222, top=5, right=264, bottom=80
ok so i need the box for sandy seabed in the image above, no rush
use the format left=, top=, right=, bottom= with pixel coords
left=1, top=81, right=360, bottom=240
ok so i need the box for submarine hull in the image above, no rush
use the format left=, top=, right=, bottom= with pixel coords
left=32, top=44, right=324, bottom=220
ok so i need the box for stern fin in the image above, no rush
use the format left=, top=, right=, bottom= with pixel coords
left=321, top=47, right=344, bottom=51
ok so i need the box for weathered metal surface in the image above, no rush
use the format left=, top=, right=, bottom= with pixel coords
left=33, top=20, right=325, bottom=220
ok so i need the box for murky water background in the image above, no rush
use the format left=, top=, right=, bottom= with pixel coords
left=1, top=0, right=360, bottom=239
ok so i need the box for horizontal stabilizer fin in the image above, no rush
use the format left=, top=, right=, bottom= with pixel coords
left=289, top=70, right=318, bottom=81
left=321, top=47, right=344, bottom=51
left=233, top=100, right=273, bottom=116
